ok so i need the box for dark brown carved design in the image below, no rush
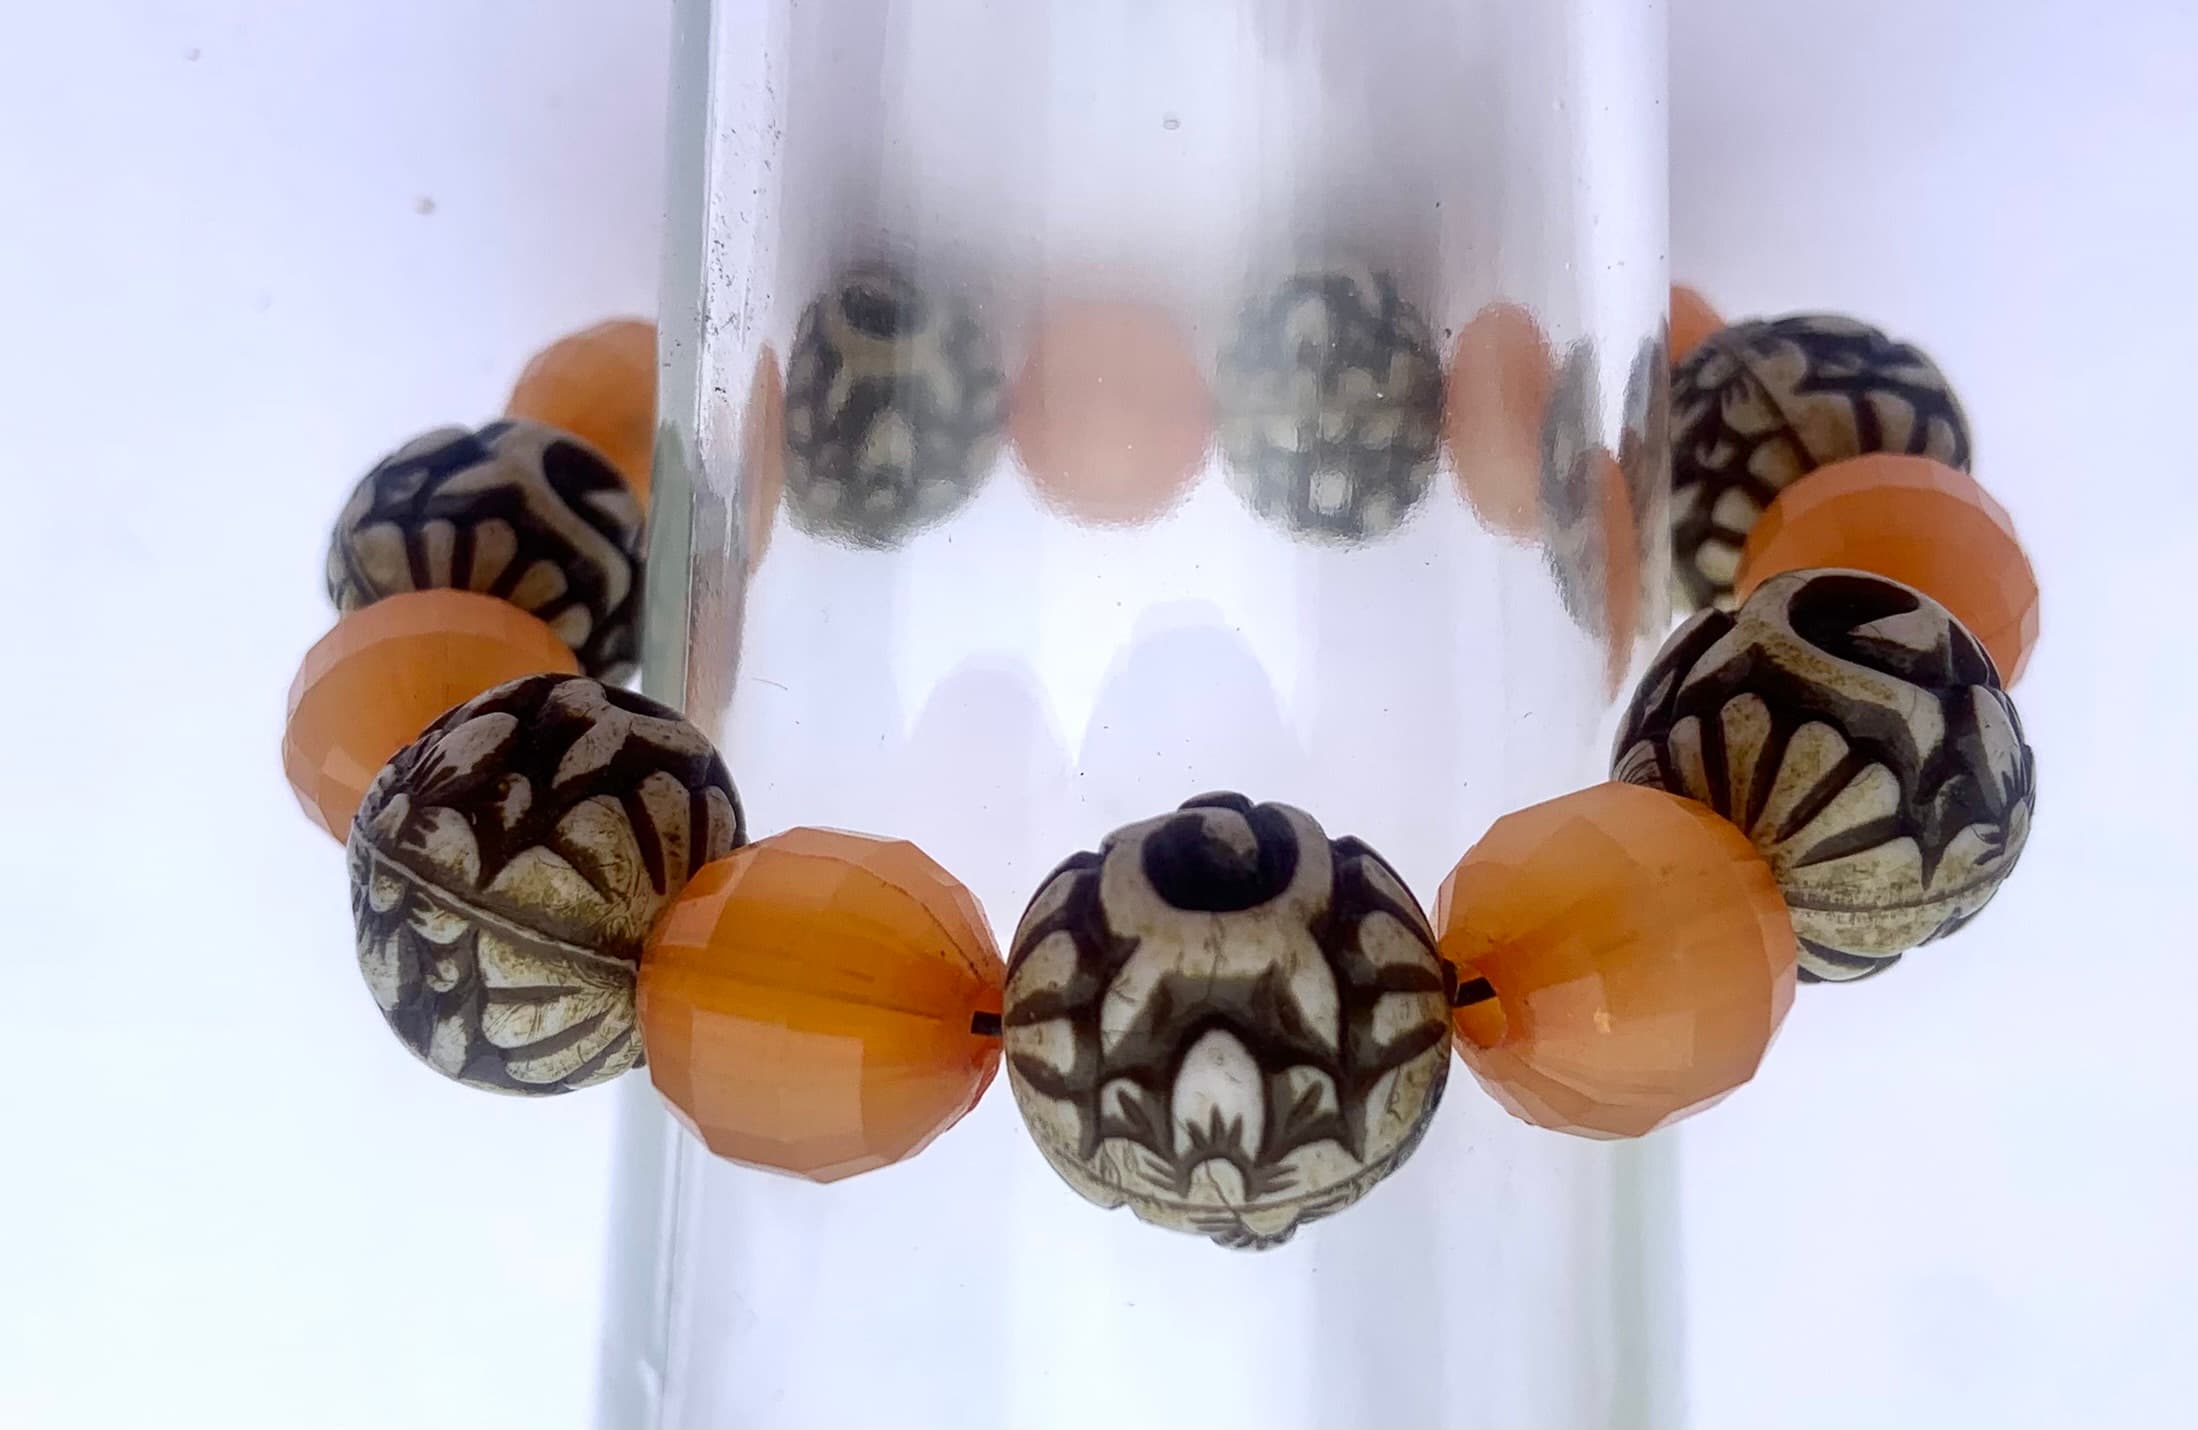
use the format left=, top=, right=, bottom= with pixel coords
left=1003, top=793, right=1452, bottom=1248
left=1613, top=570, right=2034, bottom=983
left=782, top=263, right=1005, bottom=548
left=349, top=674, right=744, bottom=1094
left=1215, top=265, right=1443, bottom=544
left=325, top=420, right=644, bottom=681
left=1670, top=314, right=1970, bottom=611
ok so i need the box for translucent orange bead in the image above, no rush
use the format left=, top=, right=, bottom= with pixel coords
left=1435, top=782, right=1797, bottom=1139
left=638, top=829, right=1006, bottom=1181
left=506, top=318, right=657, bottom=501
left=1669, top=284, right=1724, bottom=363
left=1008, top=300, right=1213, bottom=527
left=1446, top=302, right=1555, bottom=539
left=1735, top=453, right=2039, bottom=683
left=282, top=590, right=579, bottom=840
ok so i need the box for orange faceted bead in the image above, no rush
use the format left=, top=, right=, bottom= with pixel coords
left=1009, top=300, right=1213, bottom=526
left=1446, top=302, right=1556, bottom=539
left=639, top=829, right=1006, bottom=1182
left=1669, top=284, right=1724, bottom=363
left=1435, top=782, right=1796, bottom=1139
left=507, top=318, right=657, bottom=501
left=1735, top=454, right=2039, bottom=683
left=283, top=590, right=579, bottom=840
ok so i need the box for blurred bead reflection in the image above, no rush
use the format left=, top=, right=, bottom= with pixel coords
left=1618, top=331, right=1670, bottom=582
left=1446, top=303, right=1557, bottom=540
left=1215, top=264, right=1441, bottom=545
left=1009, top=300, right=1212, bottom=527
left=1539, top=344, right=1645, bottom=692
left=741, top=344, right=786, bottom=570
left=783, top=264, right=1005, bottom=549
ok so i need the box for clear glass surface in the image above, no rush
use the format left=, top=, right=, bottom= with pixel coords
left=607, top=2, right=1673, bottom=1425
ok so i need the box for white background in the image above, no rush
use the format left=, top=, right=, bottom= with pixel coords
left=2, top=3, right=2193, bottom=1428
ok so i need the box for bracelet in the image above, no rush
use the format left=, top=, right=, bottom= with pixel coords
left=285, top=279, right=2039, bottom=1249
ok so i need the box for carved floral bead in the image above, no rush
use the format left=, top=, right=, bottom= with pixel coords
left=349, top=674, right=743, bottom=1093
left=326, top=420, right=645, bottom=680
left=1613, top=569, right=2035, bottom=983
left=1671, top=314, right=1970, bottom=611
left=1003, top=793, right=1452, bottom=1249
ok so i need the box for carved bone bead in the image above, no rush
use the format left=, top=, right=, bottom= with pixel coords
left=1613, top=569, right=2034, bottom=982
left=1670, top=314, right=1970, bottom=611
left=349, top=674, right=744, bottom=1093
left=1003, top=793, right=1452, bottom=1248
left=326, top=420, right=644, bottom=681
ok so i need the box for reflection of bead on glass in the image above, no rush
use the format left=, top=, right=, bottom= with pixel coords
left=740, top=344, right=787, bottom=570
left=1446, top=302, right=1556, bottom=540
left=1735, top=454, right=2038, bottom=684
left=1613, top=569, right=2035, bottom=983
left=1215, top=264, right=1442, bottom=544
left=1003, top=793, right=1451, bottom=1249
left=782, top=264, right=1005, bottom=548
left=1618, top=332, right=1672, bottom=621
left=1008, top=300, right=1213, bottom=527
left=1670, top=313, right=1971, bottom=611
left=325, top=420, right=644, bottom=682
left=1538, top=344, right=1644, bottom=682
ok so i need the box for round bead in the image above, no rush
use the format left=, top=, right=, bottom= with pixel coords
left=1613, top=569, right=2036, bottom=983
left=1435, top=782, right=1796, bottom=1138
left=1216, top=265, right=1442, bottom=544
left=326, top=420, right=644, bottom=681
left=782, top=264, right=1005, bottom=547
left=1668, top=284, right=1722, bottom=364
left=1445, top=302, right=1555, bottom=539
left=505, top=318, right=657, bottom=501
left=638, top=829, right=1005, bottom=1181
left=1671, top=313, right=1971, bottom=611
left=284, top=591, right=579, bottom=841
left=349, top=674, right=743, bottom=1094
left=1003, top=793, right=1452, bottom=1249
left=1736, top=454, right=2039, bottom=684
left=1008, top=300, right=1212, bottom=526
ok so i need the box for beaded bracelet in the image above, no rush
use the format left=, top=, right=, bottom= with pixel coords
left=285, top=281, right=2038, bottom=1248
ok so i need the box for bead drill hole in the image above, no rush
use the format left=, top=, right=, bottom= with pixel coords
left=1453, top=975, right=1509, bottom=1049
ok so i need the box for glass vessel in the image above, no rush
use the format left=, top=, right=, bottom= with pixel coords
left=606, top=1, right=1673, bottom=1425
